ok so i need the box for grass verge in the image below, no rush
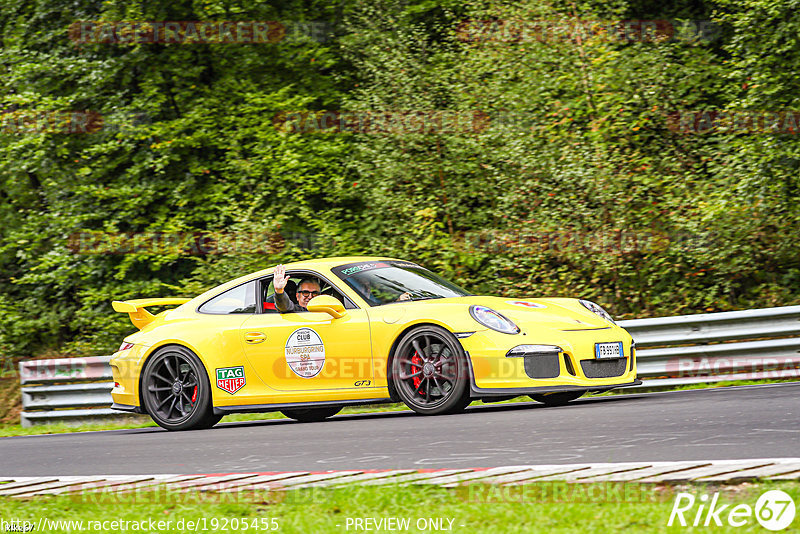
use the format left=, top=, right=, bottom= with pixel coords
left=0, top=481, right=796, bottom=533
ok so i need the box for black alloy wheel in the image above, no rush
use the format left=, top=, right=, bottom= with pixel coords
left=141, top=346, right=222, bottom=431
left=280, top=406, right=342, bottom=422
left=529, top=391, right=585, bottom=407
left=391, top=325, right=471, bottom=415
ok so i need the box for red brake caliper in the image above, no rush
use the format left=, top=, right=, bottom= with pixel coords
left=191, top=386, right=197, bottom=403
left=411, top=352, right=424, bottom=393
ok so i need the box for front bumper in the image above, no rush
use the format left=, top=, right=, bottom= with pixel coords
left=469, top=379, right=642, bottom=396
left=459, top=326, right=638, bottom=394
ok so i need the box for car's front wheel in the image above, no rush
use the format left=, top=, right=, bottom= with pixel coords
left=141, top=346, right=221, bottom=431
left=530, top=391, right=584, bottom=407
left=391, top=325, right=471, bottom=415
left=280, top=407, right=341, bottom=422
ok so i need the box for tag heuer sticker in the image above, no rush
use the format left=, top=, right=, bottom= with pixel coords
left=507, top=300, right=546, bottom=309
left=216, top=366, right=246, bottom=394
left=285, top=327, right=325, bottom=378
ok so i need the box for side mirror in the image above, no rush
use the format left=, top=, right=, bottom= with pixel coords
left=307, top=295, right=347, bottom=319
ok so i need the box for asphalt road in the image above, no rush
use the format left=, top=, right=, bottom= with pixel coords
left=1, top=383, right=798, bottom=476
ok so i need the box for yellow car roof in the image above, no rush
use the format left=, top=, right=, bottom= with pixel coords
left=194, top=256, right=409, bottom=302
left=280, top=256, right=403, bottom=270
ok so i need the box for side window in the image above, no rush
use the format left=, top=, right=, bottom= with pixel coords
left=261, top=272, right=355, bottom=312
left=198, top=281, right=256, bottom=314
left=261, top=275, right=302, bottom=312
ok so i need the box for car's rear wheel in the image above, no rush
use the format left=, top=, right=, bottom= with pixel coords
left=141, top=346, right=221, bottom=431
left=391, top=325, right=471, bottom=415
left=280, top=407, right=341, bottom=422
left=530, top=391, right=584, bottom=406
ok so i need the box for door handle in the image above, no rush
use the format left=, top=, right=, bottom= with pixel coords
left=244, top=332, right=267, bottom=344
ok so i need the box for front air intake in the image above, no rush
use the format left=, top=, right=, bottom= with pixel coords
left=506, top=345, right=564, bottom=379
left=523, top=354, right=561, bottom=379
left=580, top=358, right=628, bottom=378
left=563, top=353, right=576, bottom=376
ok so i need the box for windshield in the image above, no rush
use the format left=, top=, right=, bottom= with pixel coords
left=331, top=260, right=471, bottom=306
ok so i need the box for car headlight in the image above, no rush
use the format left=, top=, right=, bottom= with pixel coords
left=469, top=305, right=520, bottom=334
left=579, top=299, right=616, bottom=325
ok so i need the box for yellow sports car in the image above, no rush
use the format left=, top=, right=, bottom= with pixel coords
left=110, top=257, right=640, bottom=430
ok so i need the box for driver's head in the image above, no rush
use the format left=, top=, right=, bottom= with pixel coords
left=296, top=278, right=321, bottom=308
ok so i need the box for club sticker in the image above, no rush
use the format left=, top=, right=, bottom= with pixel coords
left=507, top=300, right=546, bottom=309
left=216, top=366, right=246, bottom=394
left=285, top=328, right=325, bottom=378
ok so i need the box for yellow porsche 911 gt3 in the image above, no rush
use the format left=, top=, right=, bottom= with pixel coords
left=110, top=257, right=640, bottom=430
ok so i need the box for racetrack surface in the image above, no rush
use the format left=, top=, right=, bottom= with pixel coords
left=1, top=383, right=798, bottom=476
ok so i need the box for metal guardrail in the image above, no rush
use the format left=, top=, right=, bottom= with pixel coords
left=619, top=305, right=800, bottom=388
left=18, top=356, right=132, bottom=427
left=17, top=305, right=800, bottom=425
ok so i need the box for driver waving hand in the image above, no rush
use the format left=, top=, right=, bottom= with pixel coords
left=273, top=264, right=321, bottom=312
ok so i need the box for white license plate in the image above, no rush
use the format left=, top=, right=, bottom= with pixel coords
left=595, top=342, right=623, bottom=359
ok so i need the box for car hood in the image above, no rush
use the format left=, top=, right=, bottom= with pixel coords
left=374, top=295, right=614, bottom=331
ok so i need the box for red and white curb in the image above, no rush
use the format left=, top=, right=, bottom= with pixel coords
left=1, top=459, right=799, bottom=498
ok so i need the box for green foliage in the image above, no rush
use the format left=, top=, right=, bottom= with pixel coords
left=0, top=0, right=354, bottom=358
left=1, top=0, right=799, bottom=361
left=339, top=0, right=800, bottom=315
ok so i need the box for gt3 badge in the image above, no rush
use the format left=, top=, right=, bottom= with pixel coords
left=216, top=366, right=246, bottom=394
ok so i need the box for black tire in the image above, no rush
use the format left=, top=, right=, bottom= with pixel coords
left=280, top=407, right=341, bottom=422
left=141, top=345, right=219, bottom=431
left=390, top=325, right=471, bottom=415
left=445, top=393, right=473, bottom=414
left=530, top=391, right=585, bottom=407
left=196, top=411, right=224, bottom=429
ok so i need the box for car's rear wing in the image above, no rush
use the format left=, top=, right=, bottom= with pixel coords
left=112, top=298, right=191, bottom=330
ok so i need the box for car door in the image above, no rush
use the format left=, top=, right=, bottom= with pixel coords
left=239, top=272, right=374, bottom=392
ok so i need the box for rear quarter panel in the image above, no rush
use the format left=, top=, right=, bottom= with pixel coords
left=111, top=309, right=267, bottom=408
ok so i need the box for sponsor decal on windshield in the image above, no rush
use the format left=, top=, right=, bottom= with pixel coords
left=339, top=262, right=390, bottom=276
left=334, top=260, right=421, bottom=278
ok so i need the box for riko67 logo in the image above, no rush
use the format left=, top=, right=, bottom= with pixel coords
left=669, top=489, right=795, bottom=530
left=216, top=366, right=245, bottom=394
